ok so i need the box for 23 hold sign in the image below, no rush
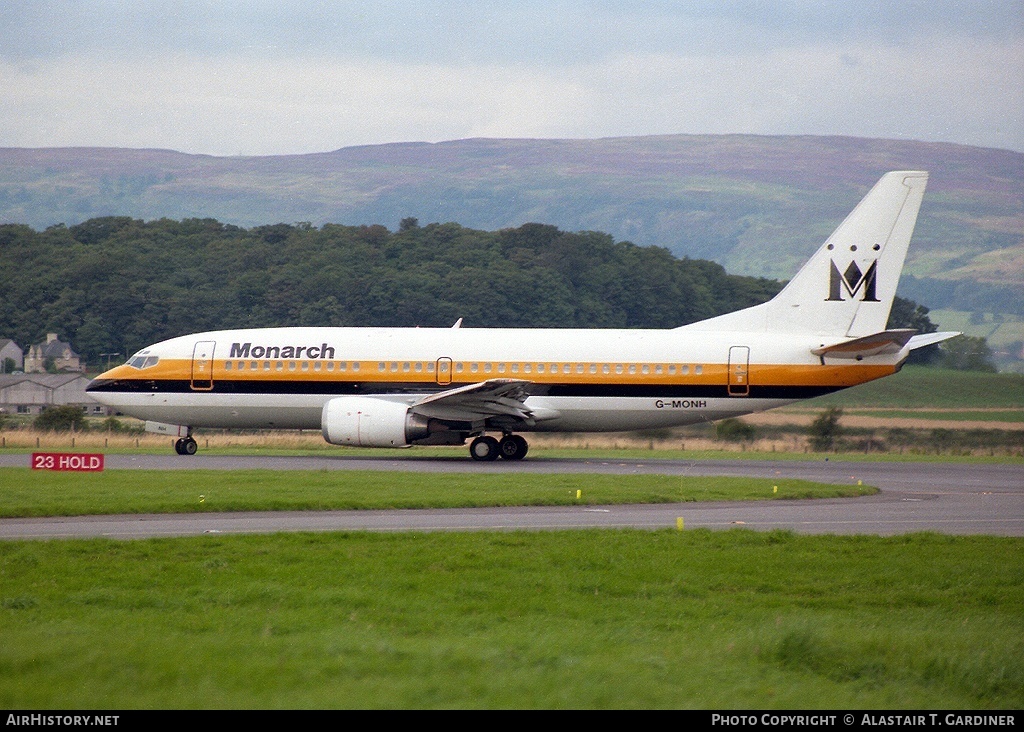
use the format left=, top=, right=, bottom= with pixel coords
left=32, top=452, right=105, bottom=471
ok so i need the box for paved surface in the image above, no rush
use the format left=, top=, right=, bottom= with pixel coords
left=1, top=453, right=1021, bottom=539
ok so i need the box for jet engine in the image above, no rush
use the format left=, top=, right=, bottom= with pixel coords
left=321, top=396, right=432, bottom=448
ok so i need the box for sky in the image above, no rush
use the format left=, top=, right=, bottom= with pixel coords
left=2, top=1, right=1023, bottom=156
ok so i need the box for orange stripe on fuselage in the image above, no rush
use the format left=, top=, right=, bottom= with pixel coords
left=99, top=359, right=896, bottom=390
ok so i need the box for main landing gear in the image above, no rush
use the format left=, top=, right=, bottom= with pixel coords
left=469, top=434, right=528, bottom=461
left=174, top=436, right=198, bottom=455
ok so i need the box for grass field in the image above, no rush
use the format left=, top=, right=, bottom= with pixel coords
left=1, top=530, right=1021, bottom=709
left=931, top=310, right=1024, bottom=355
left=0, top=468, right=876, bottom=518
left=801, top=366, right=1024, bottom=409
left=805, top=409, right=1024, bottom=422
left=1, top=463, right=1023, bottom=709
left=1, top=365, right=1021, bottom=708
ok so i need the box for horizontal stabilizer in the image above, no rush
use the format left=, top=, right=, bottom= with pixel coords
left=811, top=329, right=917, bottom=359
left=907, top=331, right=961, bottom=350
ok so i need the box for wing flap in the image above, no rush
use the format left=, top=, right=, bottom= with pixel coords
left=412, top=378, right=553, bottom=423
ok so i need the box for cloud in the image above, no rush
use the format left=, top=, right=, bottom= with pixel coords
left=1, top=1, right=1021, bottom=154
left=4, top=1, right=1020, bottom=62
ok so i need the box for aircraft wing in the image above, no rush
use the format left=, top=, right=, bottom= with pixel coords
left=411, top=378, right=556, bottom=424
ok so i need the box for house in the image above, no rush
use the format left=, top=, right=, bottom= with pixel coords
left=0, top=338, right=23, bottom=373
left=0, top=373, right=108, bottom=416
left=24, top=333, right=84, bottom=373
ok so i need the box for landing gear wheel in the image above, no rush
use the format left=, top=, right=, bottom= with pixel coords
left=175, top=437, right=198, bottom=455
left=498, top=434, right=528, bottom=460
left=469, top=435, right=500, bottom=461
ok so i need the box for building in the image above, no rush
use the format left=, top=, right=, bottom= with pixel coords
left=0, top=373, right=108, bottom=416
left=24, top=333, right=84, bottom=373
left=0, top=338, right=23, bottom=373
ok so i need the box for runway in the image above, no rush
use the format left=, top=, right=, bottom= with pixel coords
left=1, top=453, right=1022, bottom=539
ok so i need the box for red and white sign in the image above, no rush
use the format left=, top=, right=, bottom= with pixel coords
left=31, top=453, right=105, bottom=472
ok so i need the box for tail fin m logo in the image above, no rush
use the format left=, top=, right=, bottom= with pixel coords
left=827, top=259, right=879, bottom=302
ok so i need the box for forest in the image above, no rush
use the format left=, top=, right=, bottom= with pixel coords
left=0, top=215, right=944, bottom=369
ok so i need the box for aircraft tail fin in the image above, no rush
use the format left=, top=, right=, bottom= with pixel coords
left=771, top=170, right=928, bottom=337
left=688, top=171, right=928, bottom=338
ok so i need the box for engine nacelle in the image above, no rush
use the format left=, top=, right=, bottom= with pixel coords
left=321, top=396, right=431, bottom=448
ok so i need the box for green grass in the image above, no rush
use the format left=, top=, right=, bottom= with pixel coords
left=805, top=366, right=1024, bottom=408
left=0, top=465, right=1019, bottom=709
left=829, top=410, right=1024, bottom=422
left=0, top=468, right=875, bottom=518
left=1, top=530, right=1020, bottom=708
left=931, top=310, right=1024, bottom=350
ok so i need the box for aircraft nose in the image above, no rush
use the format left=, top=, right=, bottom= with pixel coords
left=87, top=363, right=130, bottom=390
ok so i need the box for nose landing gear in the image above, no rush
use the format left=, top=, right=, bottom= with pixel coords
left=469, top=433, right=528, bottom=461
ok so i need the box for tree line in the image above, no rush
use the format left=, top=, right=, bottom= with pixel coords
left=0, top=215, right=976, bottom=370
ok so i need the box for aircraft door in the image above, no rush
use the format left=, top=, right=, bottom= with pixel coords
left=435, top=357, right=453, bottom=386
left=728, top=346, right=750, bottom=397
left=191, top=341, right=216, bottom=391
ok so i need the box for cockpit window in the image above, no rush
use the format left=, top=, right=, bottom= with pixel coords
left=128, top=354, right=160, bottom=369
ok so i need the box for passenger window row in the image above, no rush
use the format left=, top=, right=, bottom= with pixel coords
left=221, top=360, right=705, bottom=376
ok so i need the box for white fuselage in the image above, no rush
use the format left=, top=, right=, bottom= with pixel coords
left=84, top=171, right=939, bottom=459
left=87, top=324, right=903, bottom=433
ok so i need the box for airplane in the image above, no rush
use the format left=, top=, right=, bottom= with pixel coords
left=86, top=170, right=959, bottom=460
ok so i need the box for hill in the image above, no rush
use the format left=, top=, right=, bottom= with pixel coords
left=1, top=135, right=1020, bottom=312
